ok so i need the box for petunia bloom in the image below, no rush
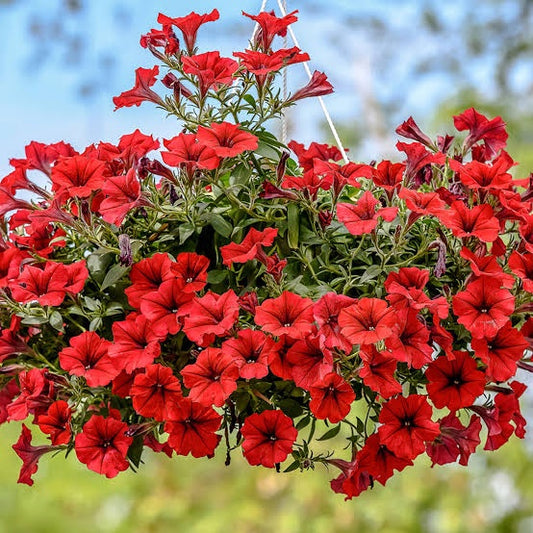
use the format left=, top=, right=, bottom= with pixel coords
left=241, top=410, right=298, bottom=468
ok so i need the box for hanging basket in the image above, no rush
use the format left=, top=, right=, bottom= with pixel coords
left=0, top=7, right=532, bottom=500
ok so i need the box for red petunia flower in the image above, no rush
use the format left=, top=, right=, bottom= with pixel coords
left=158, top=9, right=219, bottom=55
left=309, top=372, right=355, bottom=423
left=426, top=413, right=482, bottom=466
left=197, top=122, right=258, bottom=158
left=181, top=347, right=239, bottom=407
left=438, top=201, right=500, bottom=242
left=221, top=227, right=277, bottom=266
left=339, top=297, right=397, bottom=345
left=254, top=291, right=314, bottom=340
left=453, top=107, right=508, bottom=159
left=242, top=9, right=298, bottom=51
left=398, top=188, right=447, bottom=217
left=7, top=368, right=48, bottom=422
left=264, top=334, right=298, bottom=380
left=460, top=247, right=515, bottom=288
left=180, top=290, right=240, bottom=347
left=130, top=364, right=183, bottom=421
left=181, top=51, right=238, bottom=97
left=221, top=329, right=270, bottom=380
left=165, top=398, right=222, bottom=458
left=170, top=252, right=210, bottom=293
left=59, top=331, right=118, bottom=387
left=100, top=168, right=148, bottom=226
left=51, top=155, right=108, bottom=198
left=162, top=133, right=220, bottom=178
left=10, top=262, right=69, bottom=306
left=337, top=191, right=398, bottom=236
left=385, top=309, right=433, bottom=369
left=378, top=395, right=440, bottom=460
left=288, top=140, right=342, bottom=172
left=12, top=424, right=57, bottom=486
left=370, top=160, right=405, bottom=192
left=109, top=313, right=165, bottom=373
left=359, top=344, right=403, bottom=399
left=140, top=279, right=193, bottom=336
left=113, top=65, right=163, bottom=110
left=452, top=277, right=515, bottom=339
left=286, top=332, right=334, bottom=390
left=457, top=156, right=513, bottom=191
left=471, top=322, right=528, bottom=382
left=37, top=400, right=72, bottom=445
left=313, top=292, right=355, bottom=354
left=508, top=251, right=533, bottom=293
left=241, top=410, right=298, bottom=468
left=289, top=71, right=334, bottom=102
left=125, top=252, right=175, bottom=308
left=75, top=414, right=133, bottom=478
left=63, top=260, right=89, bottom=295
left=425, top=351, right=486, bottom=411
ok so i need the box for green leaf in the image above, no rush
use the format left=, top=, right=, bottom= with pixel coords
left=207, top=270, right=229, bottom=284
left=316, top=424, right=341, bottom=441
left=20, top=316, right=48, bottom=326
left=127, top=435, right=144, bottom=469
left=242, top=94, right=256, bottom=107
left=83, top=297, right=100, bottom=312
left=256, top=141, right=280, bottom=160
left=179, top=222, right=196, bottom=244
left=49, top=311, right=64, bottom=332
left=89, top=317, right=102, bottom=331
left=283, top=461, right=300, bottom=473
left=86, top=251, right=114, bottom=275
left=287, top=203, right=299, bottom=249
left=359, top=265, right=382, bottom=284
left=295, top=414, right=311, bottom=430
left=100, top=264, right=129, bottom=291
left=207, top=213, right=233, bottom=238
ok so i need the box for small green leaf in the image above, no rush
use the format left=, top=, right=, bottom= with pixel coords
left=89, top=317, right=103, bottom=331
left=179, top=222, right=196, bottom=244
left=49, top=311, right=64, bottom=332
left=283, top=461, right=300, bottom=473
left=287, top=203, right=299, bottom=249
left=20, top=316, right=48, bottom=326
left=207, top=213, right=233, bottom=238
left=296, top=414, right=311, bottom=430
left=207, top=270, right=229, bottom=284
left=316, top=424, right=341, bottom=441
left=127, top=435, right=144, bottom=469
left=100, top=264, right=129, bottom=291
left=242, top=94, right=256, bottom=107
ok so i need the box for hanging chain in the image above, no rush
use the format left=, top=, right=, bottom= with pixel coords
left=281, top=0, right=289, bottom=145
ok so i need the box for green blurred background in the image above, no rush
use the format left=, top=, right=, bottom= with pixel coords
left=1, top=0, right=533, bottom=531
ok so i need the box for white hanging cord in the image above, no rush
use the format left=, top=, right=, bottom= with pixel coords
left=276, top=0, right=350, bottom=164
left=281, top=0, right=289, bottom=145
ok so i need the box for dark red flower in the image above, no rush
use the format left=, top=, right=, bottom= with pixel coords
left=113, top=66, right=163, bottom=110
left=254, top=291, right=314, bottom=339
left=313, top=292, right=355, bottom=354
left=12, top=424, right=57, bottom=486
left=221, top=329, right=270, bottom=380
left=426, top=413, right=482, bottom=466
left=181, top=347, right=239, bottom=407
left=385, top=309, right=433, bottom=368
left=37, top=400, right=72, bottom=445
left=165, top=398, right=222, bottom=458
left=50, top=155, right=108, bottom=198
left=309, top=372, right=355, bottom=423
left=181, top=52, right=238, bottom=96
left=288, top=140, right=342, bottom=172
left=453, top=108, right=508, bottom=159
left=337, top=191, right=397, bottom=235
left=100, top=168, right=148, bottom=226
left=170, top=252, right=209, bottom=293
left=158, top=9, right=219, bottom=55
left=75, top=414, right=133, bottom=478
left=452, top=277, right=515, bottom=339
left=438, top=201, right=500, bottom=242
left=7, top=368, right=48, bottom=421
left=242, top=9, right=298, bottom=51
left=140, top=279, right=193, bottom=336
left=359, top=344, right=403, bottom=399
left=241, top=410, right=298, bottom=468
left=180, top=290, right=240, bottom=347
left=162, top=133, right=220, bottom=178
left=125, top=252, right=175, bottom=308
left=59, top=331, right=118, bottom=387
left=197, top=122, right=258, bottom=158
left=130, top=364, right=183, bottom=421
left=286, top=332, right=333, bottom=390
left=396, top=116, right=433, bottom=148
left=471, top=322, right=528, bottom=382
left=109, top=313, right=165, bottom=373
left=370, top=160, right=405, bottom=192
left=339, top=297, right=397, bottom=345
left=509, top=251, right=533, bottom=293
left=221, top=227, right=277, bottom=266
left=425, top=351, right=486, bottom=411
left=378, top=395, right=440, bottom=460
left=264, top=335, right=298, bottom=380
left=289, top=71, right=334, bottom=102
